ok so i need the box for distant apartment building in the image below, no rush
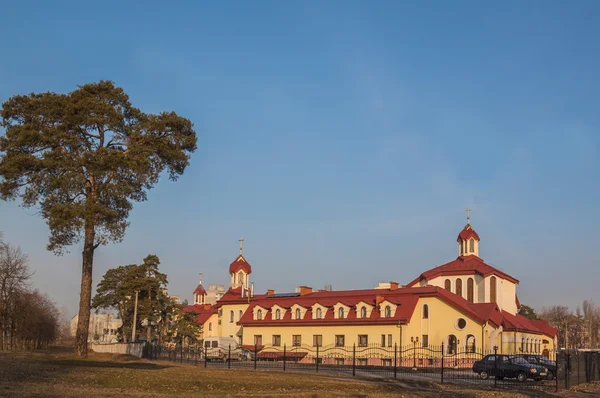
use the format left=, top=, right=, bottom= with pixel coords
left=70, top=313, right=122, bottom=343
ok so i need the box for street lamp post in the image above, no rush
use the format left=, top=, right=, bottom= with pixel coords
left=131, top=290, right=139, bottom=342
left=411, top=336, right=419, bottom=370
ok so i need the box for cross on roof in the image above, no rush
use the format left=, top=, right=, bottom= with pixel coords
left=466, top=208, right=471, bottom=224
left=239, top=237, right=244, bottom=255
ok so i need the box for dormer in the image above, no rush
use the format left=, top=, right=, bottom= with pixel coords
left=270, top=304, right=287, bottom=320
left=290, top=304, right=307, bottom=320
left=356, top=301, right=374, bottom=319
left=333, top=302, right=350, bottom=319
left=378, top=300, right=397, bottom=318
left=311, top=303, right=329, bottom=320
left=252, top=305, right=268, bottom=321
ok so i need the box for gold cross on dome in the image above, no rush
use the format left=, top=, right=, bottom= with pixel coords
left=465, top=208, right=471, bottom=224
left=239, top=237, right=244, bottom=255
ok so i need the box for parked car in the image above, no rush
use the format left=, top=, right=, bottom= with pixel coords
left=521, top=354, right=557, bottom=380
left=473, top=354, right=548, bottom=382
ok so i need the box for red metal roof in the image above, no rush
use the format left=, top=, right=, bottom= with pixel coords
left=237, top=286, right=487, bottom=327
left=229, top=255, right=252, bottom=274
left=406, top=255, right=519, bottom=286
left=457, top=224, right=480, bottom=241
left=183, top=303, right=217, bottom=324
left=193, top=284, right=206, bottom=296
left=501, top=311, right=557, bottom=337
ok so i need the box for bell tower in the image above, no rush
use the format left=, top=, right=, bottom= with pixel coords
left=457, top=208, right=480, bottom=257
left=229, top=238, right=252, bottom=288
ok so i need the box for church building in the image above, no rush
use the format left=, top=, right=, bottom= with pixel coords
left=184, top=218, right=557, bottom=356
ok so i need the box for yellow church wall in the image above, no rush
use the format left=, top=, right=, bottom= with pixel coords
left=241, top=324, right=402, bottom=348
left=407, top=297, right=484, bottom=351
left=218, top=303, right=250, bottom=341
left=202, top=313, right=219, bottom=339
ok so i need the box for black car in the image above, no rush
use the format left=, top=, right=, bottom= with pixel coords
left=473, top=354, right=548, bottom=382
left=521, top=354, right=557, bottom=379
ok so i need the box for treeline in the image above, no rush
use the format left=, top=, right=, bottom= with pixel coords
left=520, top=301, right=600, bottom=349
left=93, top=254, right=200, bottom=344
left=0, top=234, right=62, bottom=350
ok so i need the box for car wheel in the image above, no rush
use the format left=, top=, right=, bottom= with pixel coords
left=517, top=372, right=527, bottom=382
left=480, top=371, right=489, bottom=380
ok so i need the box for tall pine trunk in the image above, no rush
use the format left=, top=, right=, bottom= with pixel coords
left=75, top=225, right=95, bottom=357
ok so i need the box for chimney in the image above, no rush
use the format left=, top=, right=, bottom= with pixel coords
left=251, top=282, right=254, bottom=297
left=266, top=289, right=275, bottom=297
left=298, top=286, right=313, bottom=296
left=389, top=281, right=399, bottom=290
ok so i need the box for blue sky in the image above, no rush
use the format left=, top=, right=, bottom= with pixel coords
left=0, top=1, right=598, bottom=317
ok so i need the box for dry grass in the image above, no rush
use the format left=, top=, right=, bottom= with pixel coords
left=0, top=346, right=593, bottom=397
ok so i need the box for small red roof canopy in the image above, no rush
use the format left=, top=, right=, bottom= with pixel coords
left=193, top=284, right=206, bottom=296
left=229, top=255, right=252, bottom=274
left=457, top=224, right=480, bottom=241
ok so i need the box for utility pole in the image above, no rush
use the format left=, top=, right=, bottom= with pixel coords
left=132, top=290, right=139, bottom=342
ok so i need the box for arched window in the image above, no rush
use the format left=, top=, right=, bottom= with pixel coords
left=239, top=310, right=243, bottom=320
left=275, top=309, right=281, bottom=320
left=316, top=308, right=322, bottom=319
left=360, top=307, right=367, bottom=318
left=422, top=304, right=429, bottom=319
left=230, top=310, right=234, bottom=323
left=295, top=308, right=301, bottom=320
left=469, top=239, right=474, bottom=253
left=467, top=278, right=474, bottom=303
left=385, top=306, right=391, bottom=318
left=444, top=279, right=451, bottom=291
left=455, top=279, right=463, bottom=297
left=237, top=271, right=243, bottom=284
left=208, top=322, right=212, bottom=331
left=257, top=309, right=262, bottom=320
left=447, top=335, right=457, bottom=354
left=466, top=334, right=476, bottom=353
left=338, top=307, right=345, bottom=319
left=490, top=276, right=497, bottom=303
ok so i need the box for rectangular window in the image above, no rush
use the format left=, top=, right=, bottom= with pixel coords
left=211, top=341, right=218, bottom=348
left=314, top=358, right=323, bottom=364
left=381, top=334, right=386, bottom=347
left=272, top=335, right=281, bottom=346
left=358, top=335, right=368, bottom=347
left=335, top=358, right=345, bottom=366
left=313, top=335, right=322, bottom=347
left=357, top=358, right=368, bottom=366
left=422, top=335, right=429, bottom=348
left=292, top=335, right=301, bottom=346
left=335, top=335, right=345, bottom=347
left=254, top=335, right=262, bottom=345
left=382, top=359, right=392, bottom=367
left=387, top=334, right=392, bottom=347
left=204, top=341, right=210, bottom=348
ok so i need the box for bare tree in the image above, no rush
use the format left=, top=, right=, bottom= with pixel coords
left=0, top=240, right=32, bottom=349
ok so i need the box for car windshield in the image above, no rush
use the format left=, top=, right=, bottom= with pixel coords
left=511, top=357, right=528, bottom=364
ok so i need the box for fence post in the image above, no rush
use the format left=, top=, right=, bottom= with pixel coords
left=180, top=343, right=183, bottom=364
left=352, top=344, right=356, bottom=377
left=316, top=344, right=319, bottom=372
left=494, top=346, right=498, bottom=388
left=204, top=344, right=208, bottom=368
left=283, top=344, right=287, bottom=371
left=394, top=343, right=397, bottom=379
left=195, top=345, right=198, bottom=366
left=565, top=350, right=571, bottom=390
left=556, top=350, right=559, bottom=392
left=188, top=344, right=190, bottom=364
left=577, top=352, right=580, bottom=385
left=254, top=344, right=257, bottom=370
left=441, top=343, right=444, bottom=384
left=228, top=344, right=231, bottom=369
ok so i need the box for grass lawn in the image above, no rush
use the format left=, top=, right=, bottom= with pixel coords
left=0, top=346, right=595, bottom=397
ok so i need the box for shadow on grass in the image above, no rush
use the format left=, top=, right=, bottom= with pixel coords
left=52, top=359, right=170, bottom=370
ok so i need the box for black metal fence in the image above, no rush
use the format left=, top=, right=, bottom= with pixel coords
left=143, top=342, right=600, bottom=393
